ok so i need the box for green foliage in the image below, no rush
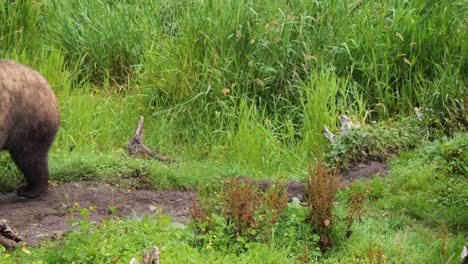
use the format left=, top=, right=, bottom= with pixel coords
left=1, top=0, right=465, bottom=167
left=48, top=151, right=250, bottom=190
left=323, top=214, right=466, bottom=264
left=228, top=99, right=288, bottom=170
left=366, top=177, right=387, bottom=201
left=0, top=153, right=22, bottom=193
left=17, top=215, right=186, bottom=263
left=300, top=71, right=348, bottom=156
left=191, top=177, right=295, bottom=254
left=430, top=134, right=468, bottom=176
left=142, top=0, right=466, bottom=131
left=379, top=134, right=468, bottom=231
left=2, top=141, right=467, bottom=262
left=4, top=215, right=298, bottom=263
left=324, top=117, right=425, bottom=170
left=43, top=0, right=161, bottom=84
left=0, top=0, right=42, bottom=53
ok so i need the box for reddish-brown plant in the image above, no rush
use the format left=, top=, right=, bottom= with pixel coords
left=440, top=225, right=448, bottom=263
left=263, top=181, right=289, bottom=217
left=222, top=177, right=262, bottom=237
left=190, top=198, right=216, bottom=234
left=301, top=241, right=310, bottom=264
left=368, top=242, right=388, bottom=264
left=305, top=159, right=341, bottom=251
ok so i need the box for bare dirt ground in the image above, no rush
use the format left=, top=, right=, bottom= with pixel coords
left=0, top=160, right=388, bottom=246
left=0, top=182, right=197, bottom=245
left=341, top=160, right=389, bottom=185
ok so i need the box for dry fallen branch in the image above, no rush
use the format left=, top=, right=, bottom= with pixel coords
left=322, top=125, right=336, bottom=144
left=0, top=219, right=21, bottom=249
left=128, top=116, right=175, bottom=163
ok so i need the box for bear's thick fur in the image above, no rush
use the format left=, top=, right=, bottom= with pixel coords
left=0, top=60, right=60, bottom=198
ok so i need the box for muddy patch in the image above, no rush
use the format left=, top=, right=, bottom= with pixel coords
left=0, top=182, right=196, bottom=245
left=342, top=160, right=389, bottom=185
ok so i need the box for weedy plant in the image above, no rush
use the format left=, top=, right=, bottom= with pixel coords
left=190, top=177, right=290, bottom=252
left=343, top=186, right=367, bottom=239
left=368, top=242, right=388, bottom=264
left=305, top=160, right=341, bottom=251
left=191, top=161, right=368, bottom=258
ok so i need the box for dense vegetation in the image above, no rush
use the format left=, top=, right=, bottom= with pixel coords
left=2, top=135, right=467, bottom=263
left=0, top=0, right=466, bottom=263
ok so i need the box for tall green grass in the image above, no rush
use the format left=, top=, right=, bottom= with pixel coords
left=0, top=0, right=465, bottom=175
left=0, top=0, right=41, bottom=53
left=44, top=0, right=162, bottom=84
left=300, top=70, right=349, bottom=156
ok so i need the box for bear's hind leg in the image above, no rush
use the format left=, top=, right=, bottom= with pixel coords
left=10, top=148, right=50, bottom=198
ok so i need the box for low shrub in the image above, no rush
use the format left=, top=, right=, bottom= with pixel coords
left=324, top=117, right=425, bottom=170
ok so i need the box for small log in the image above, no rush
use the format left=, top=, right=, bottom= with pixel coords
left=0, top=219, right=21, bottom=250
left=0, top=236, right=20, bottom=250
left=414, top=107, right=424, bottom=121
left=128, top=116, right=175, bottom=163
left=149, top=246, right=160, bottom=264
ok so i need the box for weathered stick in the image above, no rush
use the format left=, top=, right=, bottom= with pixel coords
left=0, top=236, right=20, bottom=250
left=127, top=116, right=175, bottom=163
left=322, top=125, right=335, bottom=144
left=0, top=219, right=21, bottom=250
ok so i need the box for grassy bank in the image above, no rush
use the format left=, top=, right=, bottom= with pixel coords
left=1, top=0, right=466, bottom=172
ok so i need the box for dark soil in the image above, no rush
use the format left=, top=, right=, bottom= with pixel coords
left=0, top=182, right=196, bottom=245
left=0, top=160, right=387, bottom=246
left=342, top=160, right=389, bottom=185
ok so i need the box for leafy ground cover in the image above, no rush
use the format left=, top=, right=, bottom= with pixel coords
left=1, top=132, right=466, bottom=263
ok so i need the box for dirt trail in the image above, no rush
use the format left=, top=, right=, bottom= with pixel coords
left=0, top=160, right=387, bottom=246
left=341, top=160, right=389, bottom=185
left=0, top=182, right=196, bottom=245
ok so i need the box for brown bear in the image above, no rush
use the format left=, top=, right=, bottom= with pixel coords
left=0, top=60, right=60, bottom=198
